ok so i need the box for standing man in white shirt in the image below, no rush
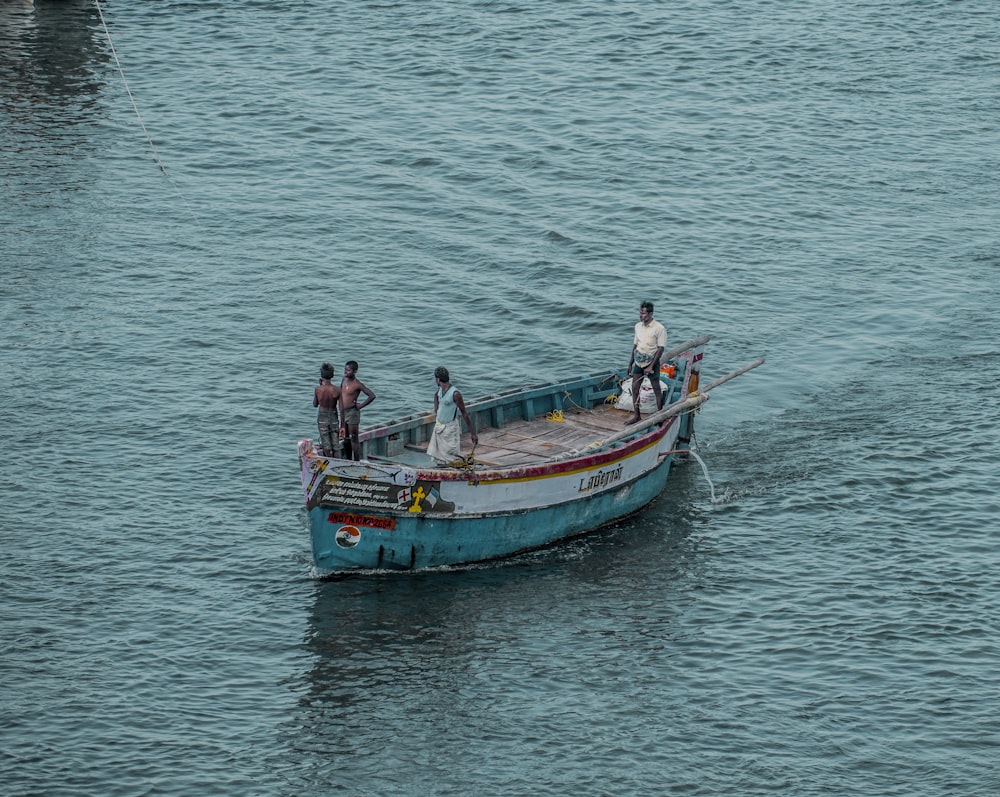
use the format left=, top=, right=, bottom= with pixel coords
left=626, top=300, right=667, bottom=424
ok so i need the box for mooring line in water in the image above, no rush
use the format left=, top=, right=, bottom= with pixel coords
left=94, top=0, right=171, bottom=178
left=687, top=449, right=718, bottom=504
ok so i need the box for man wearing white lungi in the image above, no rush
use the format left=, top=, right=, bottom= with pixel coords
left=427, top=366, right=478, bottom=465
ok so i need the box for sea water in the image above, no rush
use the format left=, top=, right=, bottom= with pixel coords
left=2, top=1, right=998, bottom=794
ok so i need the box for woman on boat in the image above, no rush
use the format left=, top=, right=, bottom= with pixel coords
left=427, top=366, right=478, bottom=465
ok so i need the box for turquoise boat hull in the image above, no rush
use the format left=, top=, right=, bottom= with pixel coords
left=307, top=431, right=681, bottom=572
left=297, top=337, right=724, bottom=575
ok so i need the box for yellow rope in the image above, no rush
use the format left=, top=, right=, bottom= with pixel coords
left=546, top=410, right=565, bottom=422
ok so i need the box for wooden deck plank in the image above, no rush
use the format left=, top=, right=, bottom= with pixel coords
left=537, top=416, right=621, bottom=437
left=476, top=449, right=536, bottom=466
left=489, top=427, right=581, bottom=448
left=395, top=403, right=633, bottom=468
left=563, top=406, right=632, bottom=431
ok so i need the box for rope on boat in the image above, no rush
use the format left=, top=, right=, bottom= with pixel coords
left=554, top=357, right=765, bottom=461
left=560, top=389, right=589, bottom=412
left=687, top=449, right=719, bottom=503
left=443, top=442, right=480, bottom=483
left=94, top=0, right=172, bottom=179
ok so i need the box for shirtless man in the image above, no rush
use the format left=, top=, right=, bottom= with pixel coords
left=340, top=360, right=376, bottom=461
left=313, top=363, right=343, bottom=457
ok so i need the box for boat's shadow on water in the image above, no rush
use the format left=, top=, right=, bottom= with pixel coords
left=301, top=451, right=717, bottom=652
left=280, top=459, right=721, bottom=787
left=0, top=0, right=109, bottom=105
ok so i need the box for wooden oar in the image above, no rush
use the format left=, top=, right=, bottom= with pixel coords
left=557, top=357, right=765, bottom=459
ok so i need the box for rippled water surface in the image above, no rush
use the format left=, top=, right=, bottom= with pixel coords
left=3, top=1, right=999, bottom=795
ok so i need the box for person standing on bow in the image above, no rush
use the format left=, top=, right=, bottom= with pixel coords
left=427, top=366, right=478, bottom=466
left=626, top=299, right=667, bottom=424
left=313, top=362, right=344, bottom=458
left=340, top=360, right=376, bottom=460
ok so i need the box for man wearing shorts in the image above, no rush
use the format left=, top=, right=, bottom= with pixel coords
left=340, top=360, right=376, bottom=460
left=313, top=362, right=343, bottom=457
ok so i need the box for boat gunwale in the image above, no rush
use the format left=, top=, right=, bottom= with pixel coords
left=299, top=369, right=696, bottom=488
left=310, top=445, right=677, bottom=524
left=300, top=339, right=713, bottom=496
left=405, top=415, right=677, bottom=483
left=355, top=367, right=624, bottom=444
left=299, top=416, right=676, bottom=500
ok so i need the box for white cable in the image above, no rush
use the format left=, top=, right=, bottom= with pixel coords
left=93, top=0, right=170, bottom=177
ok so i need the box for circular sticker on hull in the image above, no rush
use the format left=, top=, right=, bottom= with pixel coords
left=335, top=525, right=361, bottom=548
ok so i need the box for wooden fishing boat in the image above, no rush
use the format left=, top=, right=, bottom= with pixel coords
left=297, top=336, right=763, bottom=575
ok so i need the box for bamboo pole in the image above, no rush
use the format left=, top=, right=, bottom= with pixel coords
left=556, top=357, right=765, bottom=459
left=659, top=334, right=712, bottom=364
